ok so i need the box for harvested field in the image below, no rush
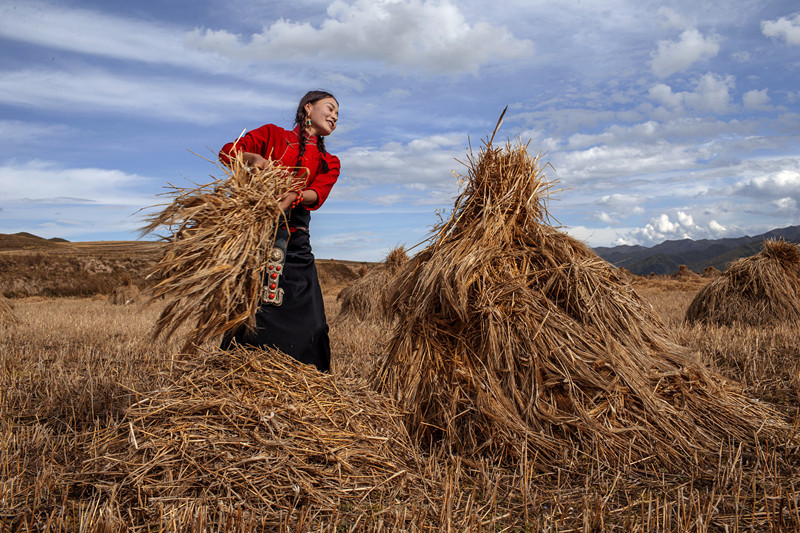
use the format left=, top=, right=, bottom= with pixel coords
left=1, top=271, right=800, bottom=531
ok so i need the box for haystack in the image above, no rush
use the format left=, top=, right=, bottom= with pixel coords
left=336, top=247, right=408, bottom=322
left=141, top=152, right=302, bottom=352
left=77, top=346, right=431, bottom=530
left=0, top=294, right=19, bottom=326
left=703, top=265, right=721, bottom=278
left=672, top=264, right=700, bottom=280
left=107, top=280, right=139, bottom=305
left=376, top=135, right=789, bottom=472
left=686, top=239, right=800, bottom=326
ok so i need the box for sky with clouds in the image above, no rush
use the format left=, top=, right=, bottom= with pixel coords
left=1, top=0, right=799, bottom=261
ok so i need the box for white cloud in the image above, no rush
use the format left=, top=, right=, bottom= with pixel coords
left=651, top=28, right=720, bottom=78
left=0, top=1, right=223, bottom=72
left=597, top=193, right=647, bottom=208
left=597, top=211, right=616, bottom=224
left=0, top=120, right=74, bottom=142
left=738, top=169, right=800, bottom=197
left=563, top=224, right=630, bottom=248
left=554, top=141, right=697, bottom=183
left=1, top=160, right=155, bottom=206
left=620, top=210, right=737, bottom=245
left=186, top=0, right=533, bottom=74
left=647, top=73, right=733, bottom=114
left=594, top=193, right=646, bottom=220
left=743, top=88, right=770, bottom=110
left=657, top=7, right=688, bottom=30
left=338, top=133, right=465, bottom=190
left=676, top=211, right=694, bottom=227
left=762, top=13, right=800, bottom=45
left=773, top=197, right=798, bottom=212
left=708, top=220, right=726, bottom=234
left=0, top=68, right=290, bottom=123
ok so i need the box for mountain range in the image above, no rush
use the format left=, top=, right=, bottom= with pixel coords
left=591, top=225, right=800, bottom=276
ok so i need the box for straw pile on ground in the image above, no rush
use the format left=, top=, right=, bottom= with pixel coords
left=376, top=135, right=790, bottom=473
left=107, top=280, right=139, bottom=305
left=0, top=294, right=18, bottom=326
left=672, top=264, right=700, bottom=280
left=686, top=238, right=800, bottom=326
left=141, top=152, right=302, bottom=352
left=76, top=345, right=432, bottom=530
left=337, top=247, right=408, bottom=322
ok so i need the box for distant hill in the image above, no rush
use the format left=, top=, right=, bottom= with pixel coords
left=0, top=232, right=70, bottom=250
left=0, top=232, right=365, bottom=297
left=592, top=225, right=800, bottom=275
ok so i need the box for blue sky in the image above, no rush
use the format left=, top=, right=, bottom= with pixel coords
left=1, top=0, right=798, bottom=261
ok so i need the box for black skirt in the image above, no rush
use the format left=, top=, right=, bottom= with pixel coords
left=221, top=229, right=330, bottom=372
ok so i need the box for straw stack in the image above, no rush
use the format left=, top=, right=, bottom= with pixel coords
left=672, top=264, right=700, bottom=280
left=376, top=135, right=790, bottom=472
left=686, top=238, right=800, bottom=326
left=77, top=345, right=431, bottom=530
left=336, top=247, right=408, bottom=323
left=141, top=152, right=301, bottom=352
left=107, top=281, right=139, bottom=305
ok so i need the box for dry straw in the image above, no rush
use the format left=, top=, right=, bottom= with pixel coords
left=376, top=131, right=791, bottom=472
left=0, top=293, right=19, bottom=326
left=141, top=151, right=302, bottom=352
left=686, top=238, right=800, bottom=326
left=336, top=246, right=408, bottom=323
left=77, top=345, right=432, bottom=530
left=672, top=264, right=700, bottom=280
left=107, top=280, right=139, bottom=305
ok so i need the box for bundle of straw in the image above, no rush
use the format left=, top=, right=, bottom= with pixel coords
left=142, top=152, right=302, bottom=352
left=686, top=238, right=800, bottom=326
left=376, top=134, right=790, bottom=472
left=336, top=246, right=408, bottom=323
left=77, top=346, right=431, bottom=530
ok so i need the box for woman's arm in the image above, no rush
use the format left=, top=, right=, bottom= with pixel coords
left=277, top=189, right=319, bottom=211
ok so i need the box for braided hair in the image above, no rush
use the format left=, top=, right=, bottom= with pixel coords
left=294, top=90, right=337, bottom=175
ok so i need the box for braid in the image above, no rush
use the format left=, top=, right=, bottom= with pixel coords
left=293, top=90, right=337, bottom=175
left=296, top=122, right=308, bottom=174
left=316, top=136, right=329, bottom=174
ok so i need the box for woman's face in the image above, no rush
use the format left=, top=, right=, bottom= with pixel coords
left=305, top=97, right=339, bottom=137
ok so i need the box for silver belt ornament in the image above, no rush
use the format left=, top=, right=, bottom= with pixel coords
left=263, top=224, right=290, bottom=306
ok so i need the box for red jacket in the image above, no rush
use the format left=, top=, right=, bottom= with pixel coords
left=219, top=124, right=340, bottom=210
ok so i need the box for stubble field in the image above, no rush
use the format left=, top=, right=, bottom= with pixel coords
left=1, top=241, right=799, bottom=531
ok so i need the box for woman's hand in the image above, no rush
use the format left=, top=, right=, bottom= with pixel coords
left=278, top=191, right=301, bottom=211
left=242, top=152, right=269, bottom=169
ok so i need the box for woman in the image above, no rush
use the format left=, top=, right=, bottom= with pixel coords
left=219, top=90, right=340, bottom=372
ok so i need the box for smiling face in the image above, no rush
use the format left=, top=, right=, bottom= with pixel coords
left=304, top=97, right=339, bottom=137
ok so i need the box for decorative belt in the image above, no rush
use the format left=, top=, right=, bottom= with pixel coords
left=262, top=225, right=308, bottom=305
left=263, top=225, right=289, bottom=306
